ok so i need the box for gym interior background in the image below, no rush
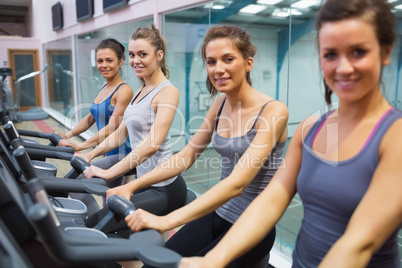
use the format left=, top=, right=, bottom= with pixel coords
left=0, top=0, right=401, bottom=266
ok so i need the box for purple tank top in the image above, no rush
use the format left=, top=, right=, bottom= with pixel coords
left=293, top=108, right=402, bottom=268
left=212, top=98, right=286, bottom=224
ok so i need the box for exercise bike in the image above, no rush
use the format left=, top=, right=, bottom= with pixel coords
left=0, top=66, right=48, bottom=122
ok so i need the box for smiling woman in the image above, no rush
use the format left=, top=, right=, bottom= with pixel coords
left=178, top=1, right=402, bottom=268
left=57, top=38, right=134, bottom=215
left=319, top=19, right=390, bottom=107
left=129, top=38, right=164, bottom=81
left=204, top=38, right=253, bottom=98
left=121, top=25, right=289, bottom=268
left=81, top=24, right=188, bottom=233
left=57, top=38, right=133, bottom=156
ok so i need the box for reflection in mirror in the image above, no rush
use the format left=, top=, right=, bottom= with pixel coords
left=44, top=37, right=74, bottom=117
left=74, top=19, right=152, bottom=134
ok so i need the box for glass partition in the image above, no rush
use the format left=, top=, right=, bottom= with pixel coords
left=163, top=4, right=217, bottom=193
left=44, top=37, right=74, bottom=116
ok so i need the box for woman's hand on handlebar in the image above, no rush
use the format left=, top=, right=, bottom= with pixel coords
left=179, top=257, right=216, bottom=268
left=79, top=152, right=92, bottom=163
left=83, top=166, right=109, bottom=180
left=125, top=209, right=168, bottom=234
left=106, top=184, right=133, bottom=202
left=55, top=132, right=68, bottom=139
left=58, top=138, right=79, bottom=150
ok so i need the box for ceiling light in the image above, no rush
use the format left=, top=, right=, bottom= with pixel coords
left=213, top=5, right=225, bottom=9
left=204, top=3, right=227, bottom=9
left=395, top=4, right=402, bottom=8
left=239, top=4, right=267, bottom=14
left=388, top=0, right=398, bottom=3
left=256, top=0, right=283, bottom=5
left=291, top=9, right=302, bottom=15
left=291, top=0, right=321, bottom=9
left=272, top=8, right=302, bottom=17
left=272, top=8, right=290, bottom=17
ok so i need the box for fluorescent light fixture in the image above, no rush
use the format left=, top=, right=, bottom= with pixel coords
left=256, top=0, right=283, bottom=5
left=239, top=4, right=267, bottom=14
left=272, top=8, right=289, bottom=17
left=395, top=4, right=402, bottom=9
left=272, top=8, right=302, bottom=17
left=204, top=3, right=226, bottom=9
left=204, top=1, right=232, bottom=9
left=388, top=0, right=398, bottom=3
left=213, top=5, right=225, bottom=9
left=291, top=9, right=302, bottom=15
left=292, top=0, right=321, bottom=9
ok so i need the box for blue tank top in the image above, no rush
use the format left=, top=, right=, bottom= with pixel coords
left=90, top=83, right=131, bottom=156
left=293, top=108, right=402, bottom=268
left=212, top=98, right=286, bottom=224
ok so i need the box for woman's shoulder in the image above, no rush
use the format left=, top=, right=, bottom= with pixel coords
left=198, top=95, right=225, bottom=121
left=292, top=113, right=324, bottom=143
left=159, top=80, right=179, bottom=92
left=380, top=113, right=402, bottom=152
left=376, top=114, right=402, bottom=174
left=156, top=81, right=180, bottom=96
left=251, top=89, right=285, bottom=111
left=209, top=95, right=226, bottom=112
left=153, top=81, right=180, bottom=105
left=115, top=82, right=134, bottom=100
left=257, top=96, right=288, bottom=120
left=264, top=98, right=287, bottom=111
left=118, top=82, right=134, bottom=92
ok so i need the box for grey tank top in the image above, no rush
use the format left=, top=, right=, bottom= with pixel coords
left=212, top=98, right=286, bottom=224
left=123, top=80, right=177, bottom=187
left=293, top=107, right=402, bottom=268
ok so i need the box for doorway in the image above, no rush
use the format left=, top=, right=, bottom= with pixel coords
left=7, top=49, right=42, bottom=111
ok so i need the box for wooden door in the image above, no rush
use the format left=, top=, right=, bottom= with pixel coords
left=8, top=49, right=42, bottom=111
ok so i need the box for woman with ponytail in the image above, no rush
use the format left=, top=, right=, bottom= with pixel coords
left=81, top=24, right=187, bottom=229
